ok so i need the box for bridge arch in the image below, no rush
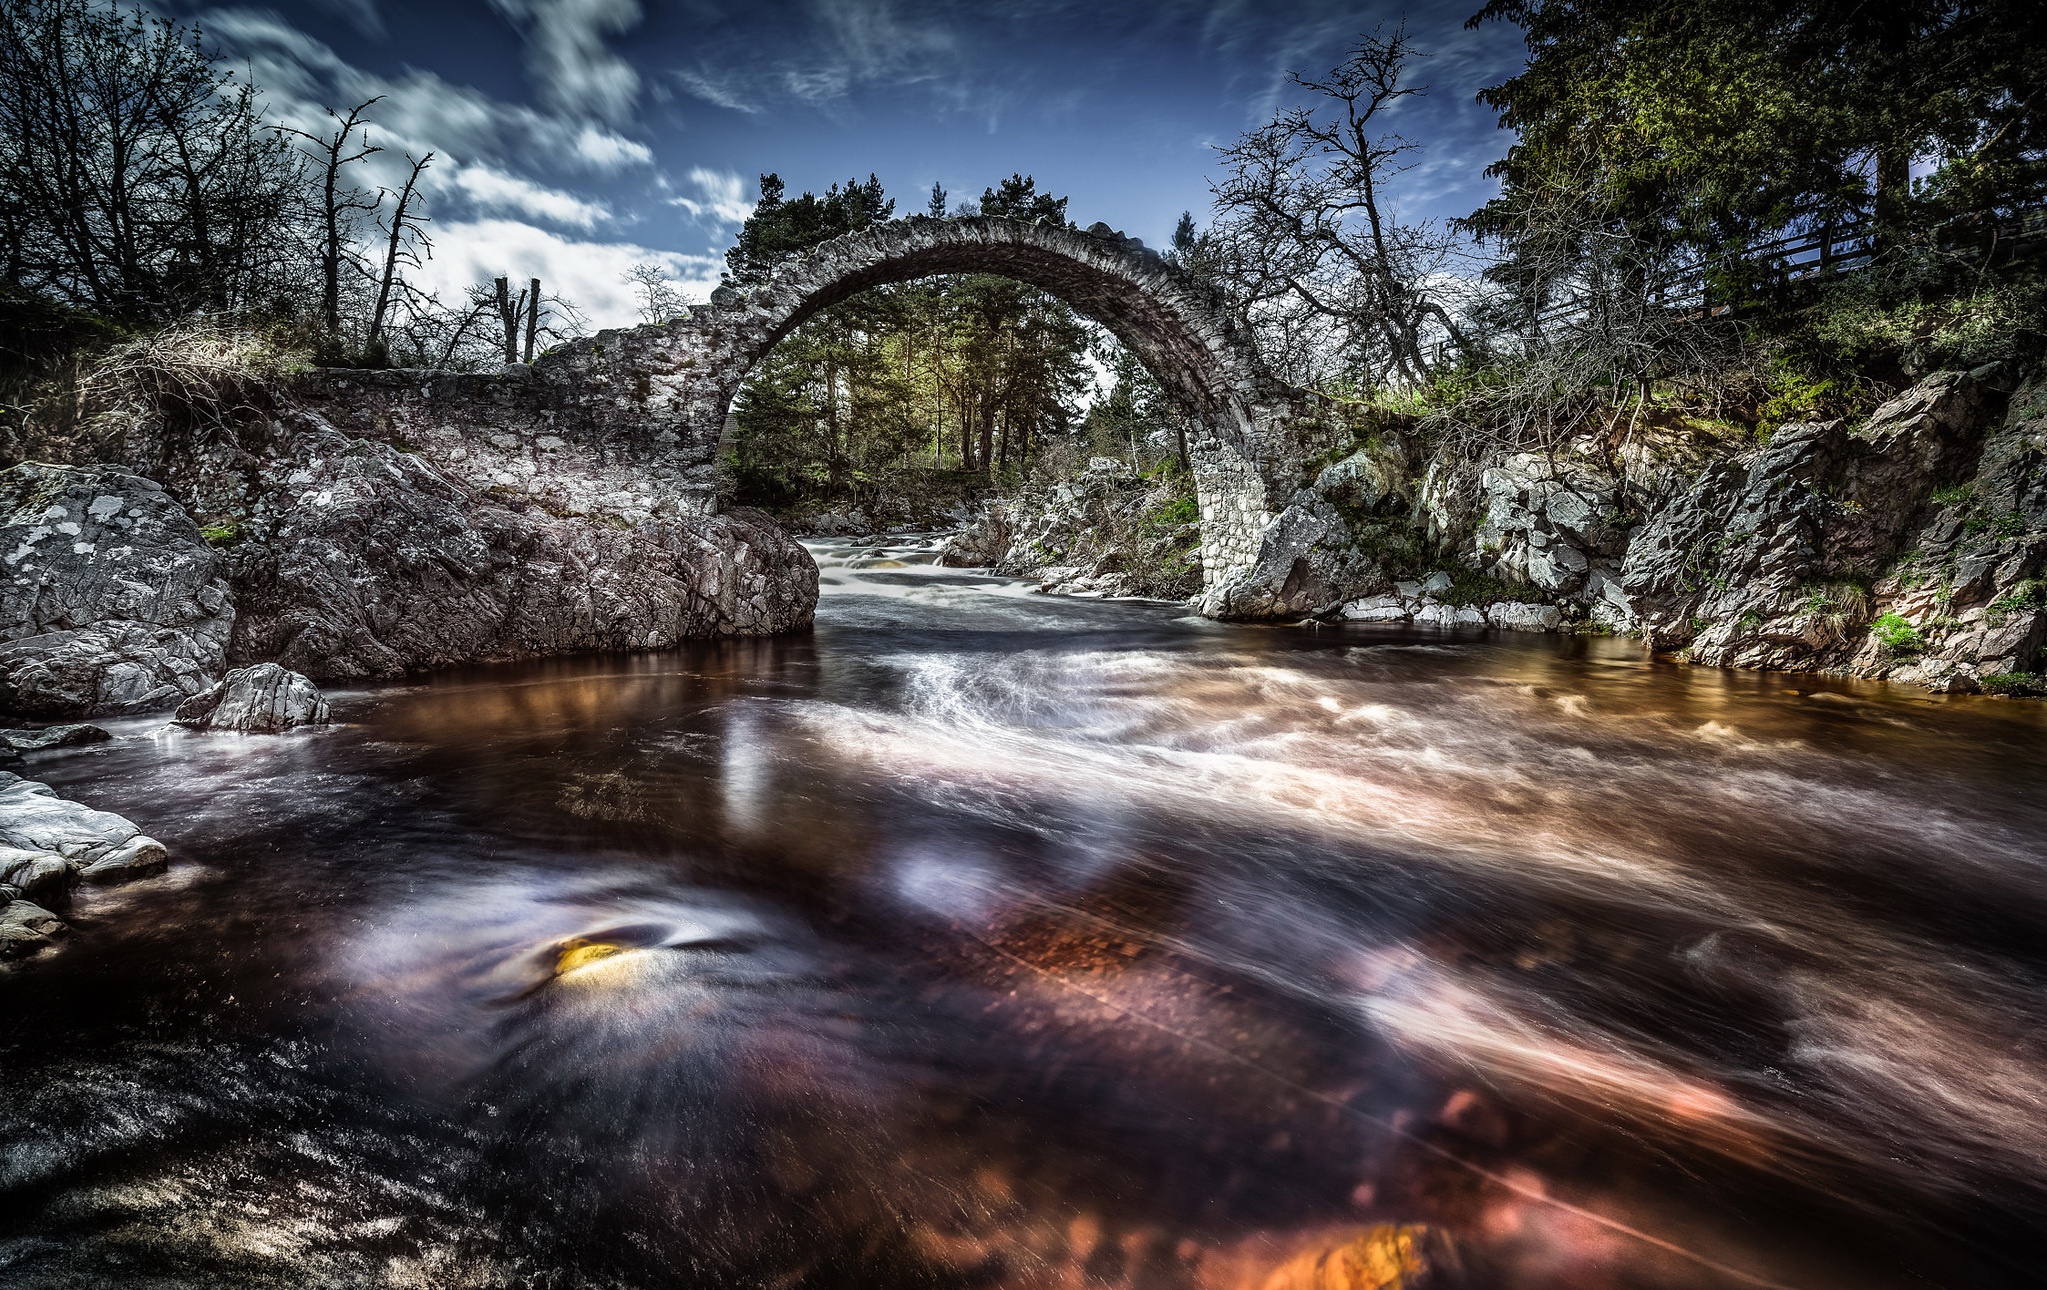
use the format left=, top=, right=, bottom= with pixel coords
left=545, top=216, right=1304, bottom=592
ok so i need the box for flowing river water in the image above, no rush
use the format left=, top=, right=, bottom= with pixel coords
left=5, top=537, right=2047, bottom=1289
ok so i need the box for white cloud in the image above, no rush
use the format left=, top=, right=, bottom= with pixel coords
left=417, top=219, right=722, bottom=330
left=487, top=0, right=644, bottom=124
left=574, top=123, right=652, bottom=169
left=453, top=165, right=610, bottom=229
left=202, top=10, right=654, bottom=175
left=669, top=168, right=752, bottom=227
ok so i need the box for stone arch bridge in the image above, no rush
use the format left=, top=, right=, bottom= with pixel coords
left=316, top=217, right=1325, bottom=615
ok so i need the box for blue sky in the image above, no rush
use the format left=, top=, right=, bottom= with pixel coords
left=181, top=0, right=1526, bottom=326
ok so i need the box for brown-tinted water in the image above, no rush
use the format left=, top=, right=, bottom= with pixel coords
left=5, top=536, right=2047, bottom=1288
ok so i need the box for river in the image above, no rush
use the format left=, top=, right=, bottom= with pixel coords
left=4, top=536, right=2047, bottom=1289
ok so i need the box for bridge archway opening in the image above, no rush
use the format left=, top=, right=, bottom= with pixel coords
left=664, top=217, right=1293, bottom=590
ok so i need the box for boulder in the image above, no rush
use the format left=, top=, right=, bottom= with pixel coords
left=938, top=509, right=1013, bottom=568
left=0, top=724, right=111, bottom=752
left=0, top=463, right=233, bottom=718
left=1340, top=595, right=1410, bottom=623
left=0, top=770, right=165, bottom=956
left=1488, top=601, right=1564, bottom=632
left=1198, top=503, right=1329, bottom=620
left=173, top=662, right=330, bottom=732
left=0, top=899, right=66, bottom=959
left=221, top=423, right=817, bottom=681
left=0, top=772, right=166, bottom=875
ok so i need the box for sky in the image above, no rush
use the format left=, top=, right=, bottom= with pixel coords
left=170, top=0, right=1529, bottom=328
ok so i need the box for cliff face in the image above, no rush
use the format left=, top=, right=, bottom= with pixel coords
left=0, top=463, right=233, bottom=717
left=0, top=364, right=819, bottom=714
left=1442, top=366, right=2046, bottom=691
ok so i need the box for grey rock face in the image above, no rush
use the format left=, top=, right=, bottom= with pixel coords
left=1476, top=454, right=1631, bottom=603
left=0, top=769, right=166, bottom=957
left=1198, top=503, right=1329, bottom=619
left=174, top=663, right=330, bottom=732
left=170, top=413, right=818, bottom=682
left=938, top=510, right=1013, bottom=568
left=0, top=463, right=232, bottom=718
left=1613, top=369, right=2047, bottom=686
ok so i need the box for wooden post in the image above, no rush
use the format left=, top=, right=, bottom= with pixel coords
left=495, top=277, right=516, bottom=363
left=524, top=277, right=541, bottom=363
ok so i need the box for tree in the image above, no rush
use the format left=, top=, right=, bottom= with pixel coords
left=978, top=174, right=1068, bottom=225
left=364, top=151, right=433, bottom=365
left=0, top=0, right=308, bottom=321
left=623, top=262, right=689, bottom=325
left=1208, top=27, right=1471, bottom=390
left=283, top=99, right=382, bottom=351
left=723, top=173, right=893, bottom=286
left=1468, top=0, right=2047, bottom=272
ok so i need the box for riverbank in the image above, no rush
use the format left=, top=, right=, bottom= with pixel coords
left=943, top=367, right=2047, bottom=695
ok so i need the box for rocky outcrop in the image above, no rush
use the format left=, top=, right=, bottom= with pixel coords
left=217, top=413, right=817, bottom=681
left=0, top=463, right=233, bottom=718
left=0, top=770, right=166, bottom=958
left=1198, top=442, right=1425, bottom=620
left=1615, top=369, right=2044, bottom=688
left=173, top=663, right=329, bottom=732
left=950, top=462, right=1205, bottom=601
left=18, top=364, right=822, bottom=688
left=0, top=724, right=110, bottom=752
left=1474, top=452, right=1636, bottom=629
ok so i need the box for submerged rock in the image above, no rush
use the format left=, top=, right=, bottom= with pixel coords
left=0, top=463, right=233, bottom=718
left=174, top=663, right=330, bottom=732
left=0, top=724, right=111, bottom=752
left=0, top=898, right=65, bottom=959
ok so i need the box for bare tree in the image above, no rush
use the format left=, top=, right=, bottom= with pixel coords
left=623, top=261, right=690, bottom=324
left=281, top=98, right=383, bottom=352
left=0, top=0, right=308, bottom=320
left=1208, top=26, right=1472, bottom=392
left=1440, top=155, right=1753, bottom=461
left=364, top=151, right=433, bottom=364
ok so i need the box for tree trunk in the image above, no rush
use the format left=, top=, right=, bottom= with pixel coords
left=495, top=277, right=517, bottom=363
left=523, top=277, right=540, bottom=363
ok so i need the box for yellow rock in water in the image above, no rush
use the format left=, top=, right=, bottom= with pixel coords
left=555, top=939, right=626, bottom=974
left=1258, top=1226, right=1430, bottom=1290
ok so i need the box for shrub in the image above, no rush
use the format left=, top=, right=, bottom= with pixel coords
left=1870, top=611, right=1924, bottom=655
left=1981, top=672, right=2047, bottom=697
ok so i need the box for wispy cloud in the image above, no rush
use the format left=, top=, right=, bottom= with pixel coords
left=454, top=165, right=611, bottom=229
left=193, top=8, right=729, bottom=329
left=574, top=123, right=653, bottom=169
left=202, top=10, right=654, bottom=175
left=304, top=0, right=385, bottom=39
left=667, top=0, right=960, bottom=117
left=668, top=168, right=753, bottom=227
left=486, top=0, right=645, bottom=124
